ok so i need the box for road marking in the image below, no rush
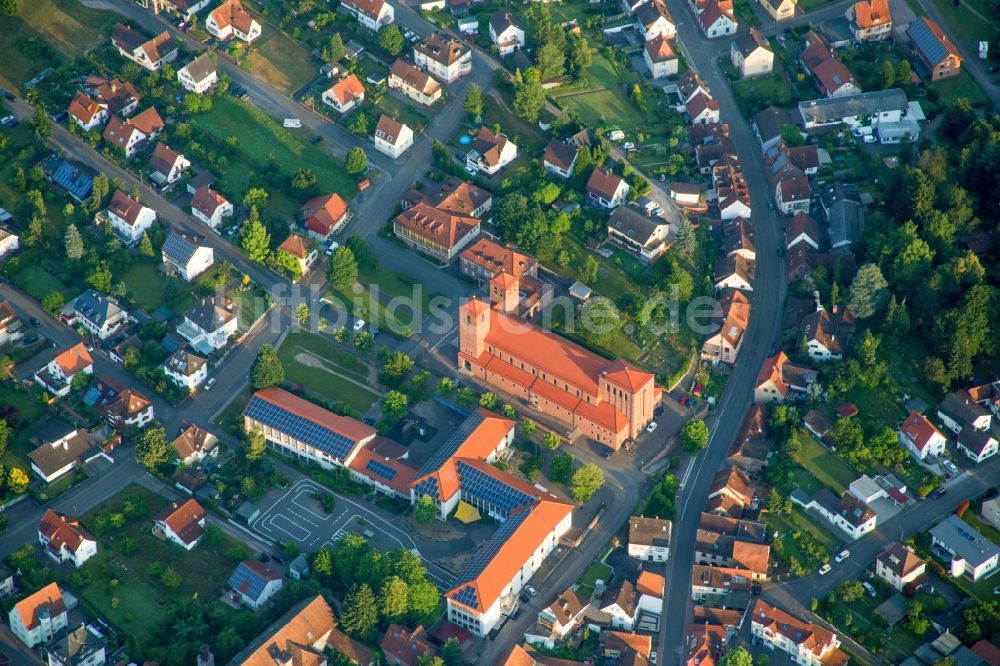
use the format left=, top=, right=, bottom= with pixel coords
left=678, top=458, right=695, bottom=489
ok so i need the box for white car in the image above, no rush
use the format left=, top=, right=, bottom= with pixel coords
left=204, top=377, right=217, bottom=391
left=353, top=319, right=366, bottom=333
left=525, top=585, right=538, bottom=597
left=464, top=165, right=478, bottom=175
left=646, top=422, right=658, bottom=433
left=818, top=563, right=832, bottom=575
left=650, top=653, right=657, bottom=664
left=941, top=459, right=959, bottom=476
left=623, top=141, right=636, bottom=150
left=834, top=549, right=850, bottom=563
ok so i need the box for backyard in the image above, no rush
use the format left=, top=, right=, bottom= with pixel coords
left=818, top=583, right=928, bottom=662
left=78, top=485, right=255, bottom=642
left=243, top=30, right=317, bottom=96
left=576, top=560, right=613, bottom=599
left=120, top=263, right=196, bottom=313
left=764, top=503, right=842, bottom=571
left=792, top=431, right=860, bottom=494
left=276, top=329, right=380, bottom=414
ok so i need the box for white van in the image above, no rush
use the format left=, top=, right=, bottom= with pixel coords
left=283, top=118, right=302, bottom=128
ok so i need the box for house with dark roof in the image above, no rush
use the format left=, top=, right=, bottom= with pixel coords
left=82, top=76, right=141, bottom=117
left=800, top=303, right=855, bottom=361
left=797, top=88, right=914, bottom=136
left=931, top=514, right=1000, bottom=581
left=731, top=27, right=773, bottom=78
left=587, top=167, right=630, bottom=208
left=820, top=182, right=864, bottom=249
left=634, top=0, right=675, bottom=41
left=45, top=624, right=107, bottom=666
left=797, top=488, right=876, bottom=540
left=70, top=290, right=128, bottom=340
left=147, top=143, right=190, bottom=187
left=876, top=542, right=927, bottom=591
left=957, top=428, right=999, bottom=464
left=600, top=578, right=639, bottom=630
left=466, top=126, right=518, bottom=175
left=937, top=391, right=993, bottom=435
left=111, top=23, right=177, bottom=72
left=628, top=515, right=672, bottom=562
left=489, top=11, right=524, bottom=55
left=99, top=190, right=157, bottom=245
left=229, top=561, right=283, bottom=609
left=28, top=419, right=101, bottom=484
left=414, top=32, right=471, bottom=83
left=606, top=204, right=672, bottom=263
left=153, top=499, right=207, bottom=550
left=163, top=348, right=209, bottom=391
left=542, top=139, right=579, bottom=179
left=171, top=424, right=219, bottom=464
left=714, top=254, right=754, bottom=292
left=177, top=296, right=239, bottom=353
left=785, top=211, right=820, bottom=250
left=162, top=231, right=214, bottom=282
left=908, top=17, right=962, bottom=80
left=9, top=583, right=69, bottom=648
left=178, top=53, right=218, bottom=93
left=38, top=510, right=97, bottom=568
left=525, top=588, right=589, bottom=647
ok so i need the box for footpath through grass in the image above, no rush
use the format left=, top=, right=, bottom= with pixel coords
left=276, top=329, right=380, bottom=413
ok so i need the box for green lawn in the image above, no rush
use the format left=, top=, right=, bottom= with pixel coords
left=1, top=384, right=47, bottom=477
left=0, top=0, right=119, bottom=94
left=927, top=68, right=991, bottom=107
left=930, top=0, right=995, bottom=41
left=358, top=264, right=440, bottom=315
left=12, top=265, right=66, bottom=301
left=576, top=561, right=613, bottom=598
left=121, top=263, right=195, bottom=313
left=194, top=96, right=358, bottom=209
left=277, top=329, right=380, bottom=413
left=214, top=388, right=253, bottom=435
left=765, top=504, right=842, bottom=569
left=78, top=485, right=255, bottom=642
left=821, top=591, right=925, bottom=661
left=793, top=431, right=860, bottom=494
left=244, top=30, right=318, bottom=96
left=226, top=285, right=271, bottom=331
left=376, top=93, right=431, bottom=133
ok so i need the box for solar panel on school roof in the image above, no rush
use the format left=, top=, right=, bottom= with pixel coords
left=456, top=461, right=535, bottom=515
left=244, top=395, right=357, bottom=460
left=451, top=509, right=533, bottom=609
left=413, top=476, right=440, bottom=501
left=365, top=458, right=397, bottom=481
left=418, top=411, right=485, bottom=476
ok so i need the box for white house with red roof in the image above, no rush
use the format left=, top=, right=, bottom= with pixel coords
left=301, top=193, right=349, bottom=240
left=9, top=583, right=69, bottom=648
left=38, top=510, right=97, bottom=568
left=341, top=0, right=394, bottom=31
left=229, top=560, right=283, bottom=609
left=111, top=24, right=177, bottom=72
left=67, top=92, right=108, bottom=132
left=153, top=499, right=207, bottom=550
left=586, top=168, right=630, bottom=208
left=696, top=0, right=738, bottom=38
left=322, top=75, right=366, bottom=114
left=190, top=186, right=233, bottom=230
left=750, top=600, right=849, bottom=665
left=35, top=343, right=94, bottom=397
left=898, top=411, right=947, bottom=461
left=373, top=115, right=414, bottom=159
left=466, top=127, right=518, bottom=176
left=206, top=0, right=261, bottom=42
left=101, top=190, right=157, bottom=245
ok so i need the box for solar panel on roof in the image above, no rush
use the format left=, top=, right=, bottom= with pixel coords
left=456, top=461, right=535, bottom=516
left=228, top=562, right=270, bottom=601
left=162, top=232, right=197, bottom=265
left=413, top=476, right=440, bottom=500
left=365, top=458, right=397, bottom=481
left=453, top=585, right=479, bottom=609
left=452, top=509, right=532, bottom=597
left=419, top=411, right=485, bottom=476
left=244, top=395, right=357, bottom=460
left=161, top=335, right=182, bottom=353
left=52, top=161, right=94, bottom=201
left=909, top=19, right=949, bottom=67
left=82, top=386, right=100, bottom=406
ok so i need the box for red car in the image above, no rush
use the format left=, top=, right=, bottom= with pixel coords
left=692, top=382, right=703, bottom=397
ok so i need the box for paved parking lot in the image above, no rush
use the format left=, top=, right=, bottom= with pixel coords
left=251, top=478, right=455, bottom=588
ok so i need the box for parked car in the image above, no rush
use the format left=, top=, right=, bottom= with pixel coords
left=205, top=377, right=217, bottom=391
left=353, top=319, right=366, bottom=333
left=834, top=549, right=850, bottom=563
left=862, top=581, right=877, bottom=598
left=650, top=653, right=657, bottom=664
left=818, top=563, right=832, bottom=575
left=692, top=382, right=703, bottom=397
left=0, top=115, right=16, bottom=128
left=465, top=165, right=477, bottom=175
left=310, top=135, right=323, bottom=144
left=602, top=449, right=614, bottom=459
left=525, top=585, right=538, bottom=597
left=646, top=422, right=658, bottom=433
left=941, top=459, right=959, bottom=476
left=654, top=406, right=664, bottom=417
left=30, top=317, right=40, bottom=327
left=929, top=487, right=947, bottom=499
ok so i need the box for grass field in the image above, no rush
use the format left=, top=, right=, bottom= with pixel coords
left=0, top=0, right=119, bottom=94
left=121, top=263, right=195, bottom=313
left=194, top=96, right=358, bottom=208
left=793, top=431, right=860, bottom=494
left=277, top=329, right=380, bottom=413
left=927, top=68, right=991, bottom=108
left=930, top=0, right=995, bottom=42
left=576, top=561, right=613, bottom=598
left=79, top=485, right=255, bottom=641
left=226, top=285, right=271, bottom=331
left=765, top=504, right=842, bottom=569
left=244, top=30, right=317, bottom=96
left=1, top=385, right=47, bottom=478
left=821, top=589, right=925, bottom=661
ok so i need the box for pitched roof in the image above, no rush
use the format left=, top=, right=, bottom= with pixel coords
left=630, top=515, right=672, bottom=548
left=106, top=387, right=152, bottom=420
left=877, top=542, right=926, bottom=579
left=601, top=577, right=637, bottom=615
left=734, top=27, right=771, bottom=57
left=430, top=178, right=493, bottom=217
left=13, top=583, right=66, bottom=631
left=709, top=466, right=751, bottom=502
left=326, top=75, right=366, bottom=106
left=605, top=630, right=651, bottom=657
left=687, top=90, right=720, bottom=119
left=636, top=570, right=665, bottom=598
left=714, top=254, right=754, bottom=286
left=459, top=237, right=535, bottom=278
left=779, top=173, right=812, bottom=202
left=191, top=185, right=229, bottom=218
left=732, top=540, right=770, bottom=574
left=800, top=306, right=855, bottom=355
left=755, top=351, right=817, bottom=396
left=39, top=510, right=94, bottom=553
left=181, top=53, right=216, bottom=82
left=68, top=92, right=105, bottom=125
left=899, top=411, right=944, bottom=451
left=415, top=32, right=468, bottom=66
left=394, top=202, right=479, bottom=250
left=108, top=190, right=145, bottom=226
left=112, top=24, right=176, bottom=63
left=380, top=625, right=435, bottom=666
left=753, top=106, right=792, bottom=143
left=958, top=427, right=998, bottom=456
left=184, top=295, right=237, bottom=332
left=165, top=347, right=207, bottom=377
left=231, top=560, right=282, bottom=601
left=470, top=127, right=513, bottom=168
left=210, top=0, right=257, bottom=34
left=154, top=498, right=206, bottom=545
left=635, top=0, right=672, bottom=29
left=301, top=193, right=348, bottom=235
left=390, top=59, right=441, bottom=96
left=698, top=0, right=736, bottom=31
left=786, top=211, right=819, bottom=246
left=542, top=139, right=578, bottom=171
left=131, top=107, right=165, bottom=134
left=29, top=426, right=94, bottom=477
left=586, top=167, right=628, bottom=200
left=489, top=10, right=522, bottom=35
left=751, top=600, right=843, bottom=659
left=53, top=343, right=93, bottom=376
left=161, top=231, right=202, bottom=266
left=852, top=0, right=890, bottom=25
left=542, top=588, right=589, bottom=627
left=375, top=114, right=408, bottom=146
left=278, top=233, right=314, bottom=259
left=343, top=0, right=386, bottom=19
left=247, top=386, right=377, bottom=445
left=235, top=595, right=335, bottom=666
left=644, top=35, right=676, bottom=62
left=103, top=115, right=143, bottom=148
left=171, top=424, right=218, bottom=460
left=90, top=77, right=140, bottom=115
left=908, top=16, right=961, bottom=67
left=148, top=143, right=185, bottom=176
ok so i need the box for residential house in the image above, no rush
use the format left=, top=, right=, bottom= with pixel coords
left=690, top=565, right=753, bottom=604
left=800, top=304, right=855, bottom=361
left=898, top=410, right=947, bottom=461
left=731, top=28, right=774, bottom=78
left=103, top=114, right=150, bottom=158
left=35, top=343, right=94, bottom=398
left=930, top=514, right=1000, bottom=581
left=957, top=428, right=999, bottom=464
left=723, top=216, right=755, bottom=260
left=277, top=234, right=318, bottom=279
left=70, top=289, right=128, bottom=341
left=798, top=488, right=877, bottom=540
left=968, top=381, right=1000, bottom=416
left=753, top=106, right=797, bottom=152
left=38, top=510, right=97, bottom=568
left=753, top=352, right=817, bottom=403
left=0, top=297, right=22, bottom=347
left=9, top=583, right=69, bottom=649
left=846, top=0, right=891, bottom=41
left=686, top=624, right=728, bottom=666
left=322, top=75, right=366, bottom=114
left=229, top=561, right=284, bottom=609
left=687, top=90, right=721, bottom=125
left=820, top=182, right=864, bottom=249
left=628, top=515, right=672, bottom=562
left=606, top=204, right=672, bottom=263
left=785, top=211, right=820, bottom=250
left=728, top=404, right=770, bottom=472
left=982, top=498, right=1000, bottom=531
left=206, top=0, right=262, bottom=42
left=341, top=0, right=394, bottom=30
left=586, top=167, right=630, bottom=208
left=231, top=596, right=349, bottom=665
left=413, top=33, right=471, bottom=83
left=697, top=0, right=738, bottom=38
left=28, top=419, right=97, bottom=483
left=700, top=512, right=767, bottom=543
left=937, top=391, right=993, bottom=435
left=373, top=115, right=414, bottom=159
left=636, top=570, right=665, bottom=615
left=466, top=126, right=518, bottom=175
left=147, top=143, right=190, bottom=187
left=163, top=348, right=209, bottom=391
left=459, top=237, right=537, bottom=283
left=389, top=59, right=442, bottom=105
left=101, top=190, right=156, bottom=245
left=105, top=387, right=155, bottom=429
left=0, top=225, right=18, bottom=261
left=701, top=289, right=750, bottom=365
left=301, top=193, right=349, bottom=240
left=603, top=631, right=651, bottom=660
left=797, top=88, right=914, bottom=135
left=644, top=35, right=678, bottom=78
left=45, top=625, right=107, bottom=666
left=153, top=499, right=206, bottom=550
left=800, top=31, right=861, bottom=98
left=668, top=181, right=704, bottom=209
left=177, top=296, right=239, bottom=353
left=541, top=139, right=579, bottom=178
left=526, top=588, right=589, bottom=647
left=83, top=77, right=140, bottom=116
left=111, top=24, right=177, bottom=71
left=876, top=542, right=927, bottom=592
left=694, top=530, right=770, bottom=579
left=381, top=625, right=436, bottom=666
left=67, top=92, right=108, bottom=132
left=706, top=466, right=755, bottom=518
left=171, top=424, right=219, bottom=464
left=713, top=155, right=751, bottom=220
left=749, top=600, right=849, bottom=666
left=162, top=231, right=214, bottom=282
left=774, top=173, right=810, bottom=216
left=714, top=254, right=754, bottom=292
left=393, top=203, right=480, bottom=261
left=178, top=54, right=218, bottom=93
left=908, top=17, right=962, bottom=80
left=600, top=578, right=638, bottom=630
left=402, top=177, right=493, bottom=218
left=759, top=0, right=796, bottom=20
left=634, top=0, right=675, bottom=41
left=289, top=554, right=310, bottom=581
left=489, top=11, right=524, bottom=55
left=190, top=186, right=233, bottom=231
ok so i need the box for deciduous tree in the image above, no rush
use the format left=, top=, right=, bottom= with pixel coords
left=240, top=208, right=271, bottom=263
left=571, top=463, right=604, bottom=501
left=136, top=427, right=171, bottom=471
left=464, top=83, right=483, bottom=118
left=680, top=419, right=709, bottom=453
left=378, top=24, right=405, bottom=56
left=413, top=494, right=436, bottom=525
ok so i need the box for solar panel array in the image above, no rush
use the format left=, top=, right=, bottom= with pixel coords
left=419, top=411, right=485, bottom=476
left=451, top=509, right=533, bottom=609
left=453, top=585, right=479, bottom=609
left=82, top=386, right=100, bottom=407
left=52, top=160, right=94, bottom=201
left=365, top=458, right=397, bottom=481
left=456, top=460, right=535, bottom=516
left=162, top=231, right=197, bottom=265
left=244, top=395, right=357, bottom=460
left=161, top=334, right=183, bottom=353
left=413, top=475, right=440, bottom=500
left=228, top=563, right=269, bottom=600
left=909, top=19, right=948, bottom=67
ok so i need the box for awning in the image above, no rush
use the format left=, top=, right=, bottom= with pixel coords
left=455, top=501, right=481, bottom=524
